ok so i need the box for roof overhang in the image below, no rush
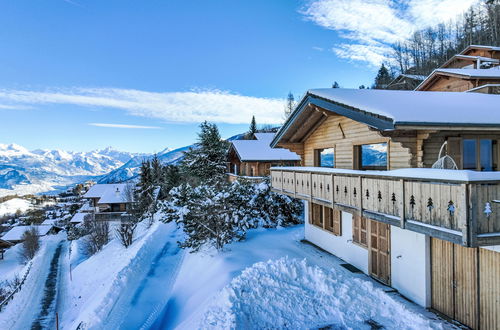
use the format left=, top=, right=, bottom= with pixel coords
left=271, top=93, right=395, bottom=148
left=415, top=69, right=500, bottom=91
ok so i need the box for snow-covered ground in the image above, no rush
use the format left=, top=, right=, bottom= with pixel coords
left=0, top=223, right=452, bottom=329
left=0, top=198, right=31, bottom=217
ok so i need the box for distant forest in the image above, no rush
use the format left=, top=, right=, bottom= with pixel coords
left=389, top=0, right=500, bottom=76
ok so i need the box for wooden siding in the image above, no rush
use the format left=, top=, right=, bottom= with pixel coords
left=303, top=116, right=413, bottom=169
left=479, top=248, right=500, bottom=330
left=431, top=238, right=455, bottom=318
left=454, top=244, right=478, bottom=329
left=421, top=75, right=500, bottom=92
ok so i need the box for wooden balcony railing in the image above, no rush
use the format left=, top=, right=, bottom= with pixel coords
left=271, top=167, right=500, bottom=247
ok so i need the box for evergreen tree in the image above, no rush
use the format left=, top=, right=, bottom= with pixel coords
left=373, top=64, right=393, bottom=89
left=151, top=154, right=163, bottom=186
left=249, top=116, right=257, bottom=135
left=181, top=121, right=229, bottom=185
left=332, top=81, right=340, bottom=88
left=284, top=92, right=295, bottom=119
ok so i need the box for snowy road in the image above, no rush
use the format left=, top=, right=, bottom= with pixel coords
left=0, top=235, right=66, bottom=330
left=97, top=223, right=185, bottom=330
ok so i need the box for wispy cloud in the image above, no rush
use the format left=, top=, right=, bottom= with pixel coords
left=0, top=87, right=285, bottom=124
left=89, top=123, right=163, bottom=129
left=301, top=0, right=480, bottom=67
left=0, top=104, right=32, bottom=110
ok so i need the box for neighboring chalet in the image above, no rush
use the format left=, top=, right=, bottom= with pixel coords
left=82, top=183, right=133, bottom=221
left=270, top=88, right=500, bottom=329
left=386, top=74, right=426, bottom=90
left=417, top=45, right=500, bottom=92
left=227, top=132, right=300, bottom=181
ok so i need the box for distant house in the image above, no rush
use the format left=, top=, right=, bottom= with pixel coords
left=82, top=183, right=134, bottom=221
left=270, top=87, right=500, bottom=329
left=1, top=225, right=55, bottom=244
left=70, top=212, right=87, bottom=225
left=417, top=45, right=500, bottom=92
left=227, top=133, right=300, bottom=181
left=0, top=239, right=14, bottom=259
left=386, top=74, right=426, bottom=90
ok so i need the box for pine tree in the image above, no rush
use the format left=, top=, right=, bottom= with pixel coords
left=151, top=154, right=163, bottom=185
left=373, top=64, right=393, bottom=89
left=181, top=121, right=229, bottom=185
left=284, top=92, right=295, bottom=119
left=249, top=116, right=257, bottom=135
left=332, top=81, right=340, bottom=88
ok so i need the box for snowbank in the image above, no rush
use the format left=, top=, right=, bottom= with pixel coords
left=201, top=257, right=442, bottom=329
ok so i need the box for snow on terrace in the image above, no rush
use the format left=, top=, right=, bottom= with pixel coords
left=231, top=133, right=300, bottom=161
left=158, top=227, right=448, bottom=329
left=306, top=88, right=500, bottom=126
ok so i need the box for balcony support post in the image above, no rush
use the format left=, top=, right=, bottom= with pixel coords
left=468, top=184, right=478, bottom=247
left=357, top=176, right=363, bottom=216
left=460, top=183, right=470, bottom=246
left=293, top=171, right=297, bottom=198
left=309, top=172, right=313, bottom=202
left=280, top=170, right=284, bottom=192
left=399, top=179, right=406, bottom=229
left=330, top=174, right=335, bottom=208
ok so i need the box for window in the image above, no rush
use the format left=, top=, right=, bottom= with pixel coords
left=311, top=203, right=341, bottom=236
left=353, top=215, right=368, bottom=248
left=324, top=207, right=342, bottom=236
left=463, top=139, right=497, bottom=171
left=356, top=143, right=388, bottom=170
left=315, top=148, right=335, bottom=167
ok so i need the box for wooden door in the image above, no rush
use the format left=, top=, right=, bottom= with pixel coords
left=431, top=238, right=454, bottom=318
left=454, top=245, right=478, bottom=329
left=369, top=219, right=391, bottom=285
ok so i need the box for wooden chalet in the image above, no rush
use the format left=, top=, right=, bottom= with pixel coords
left=270, top=88, right=500, bottom=329
left=227, top=132, right=300, bottom=181
left=82, top=183, right=133, bottom=221
left=417, top=45, right=500, bottom=92
left=386, top=74, right=426, bottom=90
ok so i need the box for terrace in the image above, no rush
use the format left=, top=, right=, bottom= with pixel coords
left=271, top=167, right=500, bottom=247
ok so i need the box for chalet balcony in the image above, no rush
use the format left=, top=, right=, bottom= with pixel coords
left=270, top=167, right=500, bottom=247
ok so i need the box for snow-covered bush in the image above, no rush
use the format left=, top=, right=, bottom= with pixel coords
left=0, top=276, right=20, bottom=304
left=161, top=179, right=303, bottom=251
left=83, top=218, right=110, bottom=256
left=19, top=227, right=40, bottom=262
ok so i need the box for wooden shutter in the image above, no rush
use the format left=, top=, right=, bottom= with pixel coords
left=353, top=214, right=360, bottom=243
left=332, top=209, right=342, bottom=236
left=312, top=203, right=323, bottom=228
left=324, top=206, right=333, bottom=232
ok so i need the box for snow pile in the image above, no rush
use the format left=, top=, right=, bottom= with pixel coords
left=0, top=198, right=31, bottom=216
left=202, top=257, right=441, bottom=329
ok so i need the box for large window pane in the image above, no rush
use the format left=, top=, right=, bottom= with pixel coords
left=360, top=143, right=387, bottom=170
left=319, top=148, right=334, bottom=167
left=463, top=139, right=477, bottom=170
left=480, top=139, right=494, bottom=171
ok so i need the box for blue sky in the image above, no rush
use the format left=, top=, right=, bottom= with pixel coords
left=0, top=0, right=477, bottom=153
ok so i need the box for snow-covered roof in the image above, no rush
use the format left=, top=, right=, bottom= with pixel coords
left=83, top=183, right=132, bottom=204
left=70, top=212, right=87, bottom=223
left=272, top=88, right=500, bottom=147
left=1, top=225, right=52, bottom=241
left=41, top=219, right=59, bottom=226
left=461, top=45, right=500, bottom=54
left=231, top=133, right=300, bottom=162
left=434, top=67, right=500, bottom=78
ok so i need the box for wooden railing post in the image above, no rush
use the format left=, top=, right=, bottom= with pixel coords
left=460, top=183, right=470, bottom=246
left=309, top=172, right=313, bottom=202
left=293, top=171, right=297, bottom=198
left=331, top=174, right=335, bottom=208
left=468, top=183, right=478, bottom=247
left=399, top=179, right=405, bottom=229
left=280, top=170, right=284, bottom=192
left=358, top=176, right=363, bottom=216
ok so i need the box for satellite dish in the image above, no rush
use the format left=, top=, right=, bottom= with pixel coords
left=432, top=141, right=458, bottom=170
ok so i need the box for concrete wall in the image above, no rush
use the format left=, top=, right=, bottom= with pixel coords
left=390, top=226, right=431, bottom=307
left=304, top=207, right=368, bottom=274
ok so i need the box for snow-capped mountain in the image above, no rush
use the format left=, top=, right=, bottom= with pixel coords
left=0, top=144, right=140, bottom=197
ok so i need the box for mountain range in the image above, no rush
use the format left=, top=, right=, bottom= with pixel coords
left=0, top=144, right=142, bottom=197
left=0, top=133, right=244, bottom=197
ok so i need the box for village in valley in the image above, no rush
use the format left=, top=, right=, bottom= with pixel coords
left=0, top=1, right=499, bottom=330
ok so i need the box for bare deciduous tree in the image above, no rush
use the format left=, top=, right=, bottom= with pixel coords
left=19, top=227, right=40, bottom=262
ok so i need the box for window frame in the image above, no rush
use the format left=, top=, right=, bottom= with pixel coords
left=461, top=137, right=498, bottom=171
left=314, top=147, right=335, bottom=168
left=353, top=140, right=389, bottom=171
left=352, top=214, right=368, bottom=248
